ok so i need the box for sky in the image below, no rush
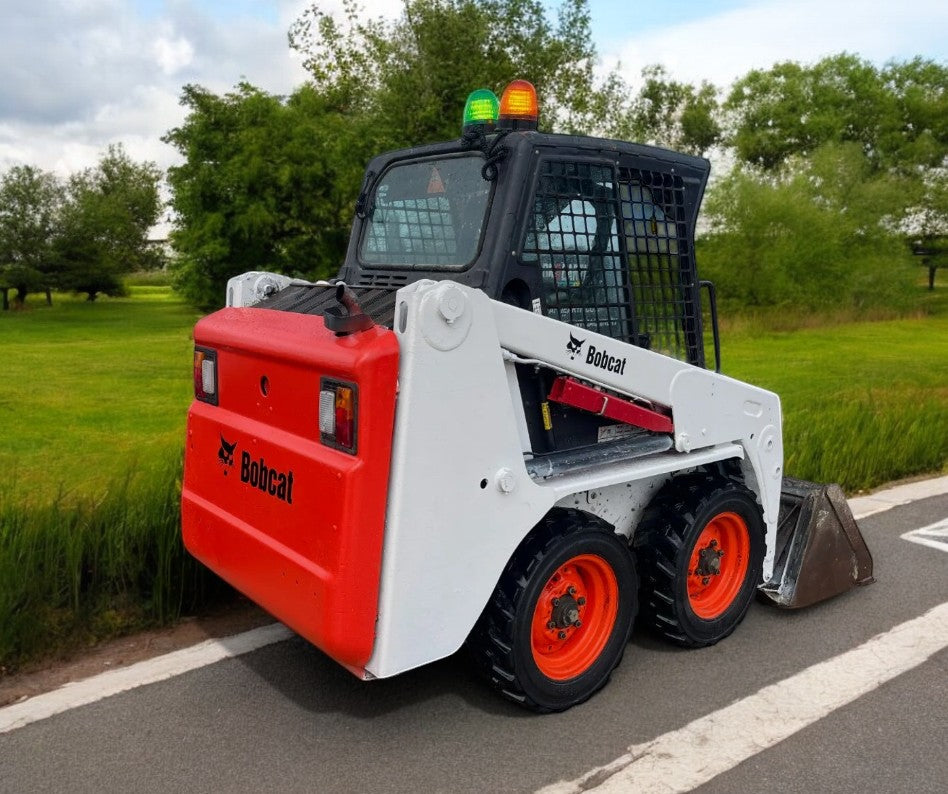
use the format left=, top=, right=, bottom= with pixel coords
left=1, top=0, right=946, bottom=180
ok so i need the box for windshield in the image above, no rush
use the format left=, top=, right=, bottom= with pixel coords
left=360, top=155, right=491, bottom=269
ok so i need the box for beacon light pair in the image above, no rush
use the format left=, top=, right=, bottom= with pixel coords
left=462, top=79, right=538, bottom=134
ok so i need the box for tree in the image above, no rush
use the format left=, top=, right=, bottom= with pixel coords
left=610, top=65, right=721, bottom=156
left=164, top=83, right=370, bottom=309
left=167, top=0, right=625, bottom=308
left=699, top=143, right=916, bottom=313
left=55, top=146, right=163, bottom=301
left=725, top=54, right=947, bottom=173
left=0, top=166, right=62, bottom=308
left=289, top=0, right=622, bottom=145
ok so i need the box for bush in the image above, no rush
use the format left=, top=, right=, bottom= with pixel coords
left=700, top=143, right=918, bottom=315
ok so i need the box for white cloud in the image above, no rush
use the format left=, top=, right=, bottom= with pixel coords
left=154, top=36, right=195, bottom=75
left=0, top=1, right=318, bottom=175
left=608, top=0, right=948, bottom=90
left=2, top=0, right=944, bottom=182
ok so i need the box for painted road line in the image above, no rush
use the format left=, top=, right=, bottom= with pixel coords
left=536, top=601, right=948, bottom=794
left=0, top=623, right=293, bottom=735
left=849, top=475, right=948, bottom=520
left=901, top=517, right=948, bottom=554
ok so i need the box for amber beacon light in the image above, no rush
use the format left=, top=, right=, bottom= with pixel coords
left=498, top=79, right=539, bottom=130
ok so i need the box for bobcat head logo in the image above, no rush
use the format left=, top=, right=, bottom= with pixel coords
left=566, top=333, right=585, bottom=360
left=218, top=434, right=237, bottom=468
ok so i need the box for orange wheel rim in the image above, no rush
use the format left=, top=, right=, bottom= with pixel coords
left=687, top=511, right=750, bottom=619
left=530, top=554, right=619, bottom=680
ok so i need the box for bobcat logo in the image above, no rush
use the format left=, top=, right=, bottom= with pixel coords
left=566, top=333, right=585, bottom=360
left=218, top=434, right=238, bottom=471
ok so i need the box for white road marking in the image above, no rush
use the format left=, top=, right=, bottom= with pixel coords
left=0, top=476, right=944, bottom=736
left=0, top=623, right=292, bottom=735
left=901, top=517, right=948, bottom=554
left=537, top=601, right=948, bottom=794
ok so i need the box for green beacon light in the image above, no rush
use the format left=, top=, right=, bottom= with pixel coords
left=462, top=89, right=500, bottom=134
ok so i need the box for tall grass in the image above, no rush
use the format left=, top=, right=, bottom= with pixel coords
left=0, top=455, right=227, bottom=671
left=716, top=290, right=948, bottom=491
left=785, top=393, right=948, bottom=491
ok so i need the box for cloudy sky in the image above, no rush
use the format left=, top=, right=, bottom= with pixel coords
left=2, top=0, right=946, bottom=179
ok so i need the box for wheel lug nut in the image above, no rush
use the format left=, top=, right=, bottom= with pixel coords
left=577, top=597, right=586, bottom=606
left=558, top=631, right=568, bottom=640
left=702, top=576, right=710, bottom=585
left=547, top=620, right=556, bottom=629
left=567, top=586, right=576, bottom=595
left=573, top=620, right=582, bottom=628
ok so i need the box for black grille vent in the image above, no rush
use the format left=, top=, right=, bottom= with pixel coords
left=258, top=285, right=399, bottom=328
left=355, top=272, right=410, bottom=289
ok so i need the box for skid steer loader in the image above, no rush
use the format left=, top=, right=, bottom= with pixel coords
left=182, top=80, right=873, bottom=712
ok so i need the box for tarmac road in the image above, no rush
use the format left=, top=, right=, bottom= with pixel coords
left=1, top=490, right=946, bottom=793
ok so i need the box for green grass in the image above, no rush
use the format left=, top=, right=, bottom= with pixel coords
left=0, top=283, right=945, bottom=670
left=0, top=288, right=223, bottom=670
left=124, top=269, right=173, bottom=287
left=0, top=287, right=200, bottom=501
left=719, top=308, right=948, bottom=490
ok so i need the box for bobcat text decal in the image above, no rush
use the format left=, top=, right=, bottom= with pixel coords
left=586, top=343, right=627, bottom=375
left=240, top=451, right=295, bottom=504
left=217, top=433, right=294, bottom=503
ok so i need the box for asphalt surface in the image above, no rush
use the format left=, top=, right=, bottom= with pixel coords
left=1, top=494, right=946, bottom=794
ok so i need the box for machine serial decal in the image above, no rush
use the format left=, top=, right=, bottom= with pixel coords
left=586, top=343, right=628, bottom=375
left=566, top=333, right=585, bottom=360
left=240, top=451, right=295, bottom=504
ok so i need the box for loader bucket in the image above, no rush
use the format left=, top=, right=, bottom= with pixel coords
left=758, top=477, right=874, bottom=609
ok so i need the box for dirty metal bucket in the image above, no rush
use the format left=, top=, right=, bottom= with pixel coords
left=758, top=477, right=874, bottom=608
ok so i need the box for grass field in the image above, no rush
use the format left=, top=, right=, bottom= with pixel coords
left=0, top=287, right=200, bottom=501
left=720, top=303, right=948, bottom=490
left=0, top=283, right=946, bottom=670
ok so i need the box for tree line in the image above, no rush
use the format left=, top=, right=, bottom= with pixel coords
left=0, top=145, right=163, bottom=308
left=164, top=0, right=947, bottom=312
left=5, top=1, right=944, bottom=314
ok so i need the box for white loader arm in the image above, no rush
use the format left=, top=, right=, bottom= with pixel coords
left=491, top=301, right=784, bottom=568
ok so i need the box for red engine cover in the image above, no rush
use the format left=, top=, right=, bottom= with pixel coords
left=181, top=307, right=399, bottom=671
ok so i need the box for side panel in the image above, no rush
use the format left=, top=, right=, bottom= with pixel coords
left=366, top=282, right=557, bottom=679
left=182, top=308, right=399, bottom=670
left=365, top=282, right=756, bottom=679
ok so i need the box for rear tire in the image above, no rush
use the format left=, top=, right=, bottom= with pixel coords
left=633, top=474, right=764, bottom=647
left=467, top=510, right=638, bottom=712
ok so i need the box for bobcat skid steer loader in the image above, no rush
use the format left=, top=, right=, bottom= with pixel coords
left=182, top=80, right=873, bottom=712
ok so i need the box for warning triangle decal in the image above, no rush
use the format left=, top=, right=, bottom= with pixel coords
left=427, top=167, right=445, bottom=194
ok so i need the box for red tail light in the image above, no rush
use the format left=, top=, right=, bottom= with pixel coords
left=193, top=347, right=218, bottom=405
left=319, top=379, right=358, bottom=454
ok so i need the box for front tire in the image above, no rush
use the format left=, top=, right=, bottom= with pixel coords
left=633, top=474, right=764, bottom=647
left=468, top=510, right=638, bottom=712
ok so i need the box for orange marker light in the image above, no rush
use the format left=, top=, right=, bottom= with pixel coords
left=498, top=79, right=539, bottom=130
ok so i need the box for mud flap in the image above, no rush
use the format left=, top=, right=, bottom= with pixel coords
left=758, top=477, right=874, bottom=608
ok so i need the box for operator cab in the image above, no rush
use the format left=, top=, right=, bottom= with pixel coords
left=263, top=80, right=714, bottom=454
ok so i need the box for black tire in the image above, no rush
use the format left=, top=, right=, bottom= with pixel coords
left=633, top=473, right=765, bottom=648
left=467, top=509, right=638, bottom=713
